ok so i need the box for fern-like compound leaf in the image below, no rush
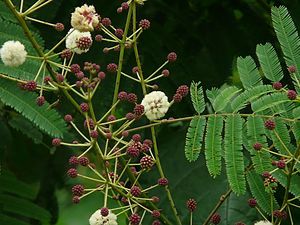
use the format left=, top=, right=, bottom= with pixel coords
left=272, top=6, right=300, bottom=91
left=237, top=56, right=262, bottom=89
left=247, top=171, right=278, bottom=215
left=246, top=117, right=272, bottom=174
left=267, top=118, right=291, bottom=156
left=204, top=115, right=223, bottom=178
left=272, top=170, right=300, bottom=198
left=190, top=81, right=205, bottom=114
left=213, top=86, right=241, bottom=112
left=185, top=116, right=206, bottom=162
left=256, top=43, right=284, bottom=82
left=224, top=114, right=246, bottom=195
left=0, top=79, right=66, bottom=137
left=251, top=92, right=293, bottom=113
left=231, top=85, right=274, bottom=112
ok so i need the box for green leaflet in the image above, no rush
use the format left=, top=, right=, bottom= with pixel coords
left=0, top=214, right=31, bottom=225
left=272, top=170, right=300, bottom=198
left=8, top=114, right=43, bottom=144
left=185, top=117, right=206, bottom=162
left=204, top=115, right=223, bottom=178
left=247, top=171, right=278, bottom=215
left=251, top=92, right=293, bottom=113
left=213, top=86, right=241, bottom=112
left=256, top=43, right=284, bottom=82
left=224, top=114, right=246, bottom=195
left=0, top=79, right=66, bottom=137
left=0, top=194, right=51, bottom=224
left=267, top=118, right=291, bottom=156
left=246, top=117, right=272, bottom=175
left=231, top=85, right=274, bottom=112
left=272, top=6, right=300, bottom=92
left=237, top=56, right=262, bottom=89
left=0, top=171, right=50, bottom=225
left=190, top=81, right=205, bottom=114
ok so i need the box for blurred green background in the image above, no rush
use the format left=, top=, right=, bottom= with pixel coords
left=1, top=0, right=300, bottom=224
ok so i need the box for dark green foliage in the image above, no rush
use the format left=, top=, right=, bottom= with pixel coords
left=185, top=117, right=206, bottom=162
left=0, top=79, right=66, bottom=137
left=237, top=56, right=262, bottom=89
left=204, top=115, right=223, bottom=178
left=224, top=115, right=246, bottom=195
left=247, top=171, right=278, bottom=215
left=256, top=43, right=284, bottom=82
left=190, top=81, right=205, bottom=114
left=0, top=171, right=51, bottom=225
left=272, top=6, right=300, bottom=92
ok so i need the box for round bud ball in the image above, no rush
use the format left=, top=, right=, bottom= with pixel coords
left=118, top=91, right=128, bottom=101
left=248, top=198, right=257, bottom=207
left=95, top=34, right=103, bottom=42
left=211, top=213, right=221, bottom=225
left=158, top=177, right=168, bottom=186
left=52, top=138, right=61, bottom=146
left=36, top=96, right=45, bottom=106
left=186, top=198, right=197, bottom=212
left=98, top=71, right=106, bottom=80
left=67, top=168, right=78, bottom=178
left=288, top=65, right=296, bottom=73
left=79, top=157, right=89, bottom=166
left=167, top=52, right=177, bottom=62
left=55, top=23, right=64, bottom=31
left=139, top=19, right=151, bottom=30
left=287, top=90, right=297, bottom=100
left=264, top=120, right=276, bottom=130
left=101, top=18, right=111, bottom=27
left=80, top=103, right=89, bottom=112
left=100, top=207, right=109, bottom=217
left=106, top=63, right=118, bottom=73
left=253, top=142, right=262, bottom=151
left=272, top=82, right=282, bottom=90
left=162, top=69, right=170, bottom=77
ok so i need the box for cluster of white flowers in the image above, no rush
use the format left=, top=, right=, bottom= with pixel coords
left=254, top=220, right=273, bottom=225
left=0, top=40, right=27, bottom=67
left=71, top=4, right=99, bottom=32
left=89, top=209, right=118, bottom=225
left=141, top=91, right=170, bottom=121
left=65, top=28, right=92, bottom=54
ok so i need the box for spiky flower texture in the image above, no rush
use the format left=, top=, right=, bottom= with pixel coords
left=141, top=91, right=170, bottom=121
left=0, top=40, right=27, bottom=67
left=66, top=29, right=92, bottom=54
left=71, top=4, right=99, bottom=32
left=89, top=209, right=118, bottom=225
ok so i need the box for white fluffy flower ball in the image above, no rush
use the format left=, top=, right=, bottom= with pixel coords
left=71, top=4, right=99, bottom=32
left=0, top=40, right=27, bottom=67
left=66, top=28, right=92, bottom=54
left=254, top=220, right=272, bottom=225
left=141, top=91, right=170, bottom=121
left=89, top=209, right=118, bottom=225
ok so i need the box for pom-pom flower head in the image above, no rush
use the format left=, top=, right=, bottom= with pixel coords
left=89, top=209, right=118, bottom=225
left=141, top=91, right=170, bottom=121
left=0, top=40, right=27, bottom=67
left=66, top=29, right=92, bottom=54
left=71, top=4, right=99, bottom=32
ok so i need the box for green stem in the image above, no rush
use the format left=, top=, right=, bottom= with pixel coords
left=4, top=0, right=81, bottom=112
left=131, top=3, right=182, bottom=224
left=202, top=189, right=232, bottom=225
left=111, top=4, right=133, bottom=115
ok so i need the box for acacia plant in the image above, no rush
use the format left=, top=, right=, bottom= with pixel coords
left=0, top=1, right=300, bottom=225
